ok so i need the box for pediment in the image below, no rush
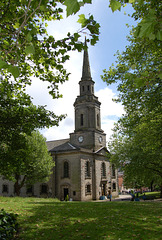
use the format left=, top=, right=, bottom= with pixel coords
left=95, top=147, right=109, bottom=155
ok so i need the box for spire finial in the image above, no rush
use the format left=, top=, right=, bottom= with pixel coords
left=82, top=37, right=91, bottom=80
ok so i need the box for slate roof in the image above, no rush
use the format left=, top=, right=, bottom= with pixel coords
left=46, top=139, right=108, bottom=155
left=50, top=141, right=80, bottom=153
left=46, top=139, right=69, bottom=151
left=95, top=146, right=109, bottom=154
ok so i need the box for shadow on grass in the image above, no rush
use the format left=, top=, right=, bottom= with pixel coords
left=18, top=200, right=162, bottom=240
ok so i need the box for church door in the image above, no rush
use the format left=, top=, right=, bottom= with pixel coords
left=64, top=188, right=69, bottom=200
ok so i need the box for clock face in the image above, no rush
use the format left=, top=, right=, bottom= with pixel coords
left=78, top=136, right=83, bottom=143
left=99, top=136, right=103, bottom=143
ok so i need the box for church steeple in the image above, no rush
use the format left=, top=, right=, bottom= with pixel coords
left=81, top=38, right=92, bottom=80
left=79, top=39, right=95, bottom=96
left=70, top=40, right=106, bottom=150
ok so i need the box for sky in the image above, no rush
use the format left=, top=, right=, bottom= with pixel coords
left=26, top=0, right=135, bottom=143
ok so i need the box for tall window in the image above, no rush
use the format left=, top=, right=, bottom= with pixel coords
left=41, top=184, right=48, bottom=194
left=112, top=164, right=115, bottom=178
left=87, top=85, right=90, bottom=91
left=85, top=161, right=90, bottom=178
left=85, top=184, right=91, bottom=195
left=2, top=184, right=8, bottom=193
left=113, top=182, right=116, bottom=191
left=101, top=162, right=106, bottom=177
left=97, top=114, right=100, bottom=127
left=64, top=161, right=69, bottom=178
left=26, top=186, right=33, bottom=194
left=80, top=114, right=84, bottom=126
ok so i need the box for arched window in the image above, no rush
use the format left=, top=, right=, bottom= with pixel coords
left=80, top=114, right=84, bottom=126
left=101, top=162, right=106, bottom=177
left=112, top=164, right=115, bottom=178
left=85, top=161, right=90, bottom=178
left=64, top=161, right=69, bottom=178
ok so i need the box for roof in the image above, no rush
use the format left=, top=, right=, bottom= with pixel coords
left=46, top=139, right=109, bottom=155
left=50, top=141, right=80, bottom=153
left=46, top=139, right=69, bottom=151
left=95, top=146, right=109, bottom=154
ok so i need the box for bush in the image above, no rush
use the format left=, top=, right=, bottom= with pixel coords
left=0, top=209, right=18, bottom=240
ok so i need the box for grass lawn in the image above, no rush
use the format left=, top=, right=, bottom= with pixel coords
left=138, top=192, right=161, bottom=200
left=0, top=197, right=162, bottom=240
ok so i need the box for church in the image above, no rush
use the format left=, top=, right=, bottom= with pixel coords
left=0, top=43, right=118, bottom=201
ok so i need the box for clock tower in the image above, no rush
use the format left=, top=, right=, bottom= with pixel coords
left=70, top=40, right=106, bottom=151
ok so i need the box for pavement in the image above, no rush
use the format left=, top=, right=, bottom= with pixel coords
left=95, top=194, right=132, bottom=202
left=112, top=195, right=162, bottom=202
left=113, top=194, right=132, bottom=201
left=96, top=194, right=162, bottom=202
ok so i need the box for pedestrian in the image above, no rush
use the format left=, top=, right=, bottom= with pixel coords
left=108, top=190, right=112, bottom=201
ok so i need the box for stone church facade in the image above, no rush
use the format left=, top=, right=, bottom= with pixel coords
left=0, top=43, right=118, bottom=201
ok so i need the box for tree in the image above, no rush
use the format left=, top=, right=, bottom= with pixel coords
left=64, top=0, right=162, bottom=41
left=0, top=0, right=99, bottom=159
left=0, top=0, right=100, bottom=188
left=0, top=0, right=100, bottom=97
left=0, top=78, right=64, bottom=145
left=108, top=115, right=162, bottom=191
left=101, top=1, right=162, bottom=194
left=0, top=130, right=54, bottom=196
left=0, top=79, right=63, bottom=193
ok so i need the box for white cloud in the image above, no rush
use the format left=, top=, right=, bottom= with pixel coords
left=25, top=1, right=129, bottom=142
left=96, top=88, right=124, bottom=118
left=39, top=86, right=124, bottom=141
left=26, top=50, right=82, bottom=141
left=96, top=88, right=124, bottom=141
left=26, top=52, right=124, bottom=142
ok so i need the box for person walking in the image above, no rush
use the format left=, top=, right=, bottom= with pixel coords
left=108, top=190, right=112, bottom=201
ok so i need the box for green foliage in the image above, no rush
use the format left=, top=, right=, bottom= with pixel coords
left=0, top=81, right=56, bottom=193
left=0, top=0, right=99, bottom=96
left=25, top=131, right=55, bottom=185
left=0, top=130, right=54, bottom=195
left=64, top=0, right=92, bottom=16
left=0, top=0, right=100, bottom=194
left=114, top=0, right=162, bottom=40
left=0, top=197, right=162, bottom=240
left=69, top=0, right=162, bottom=41
left=64, top=0, right=81, bottom=16
left=109, top=0, right=121, bottom=12
left=0, top=79, right=64, bottom=146
left=77, top=14, right=100, bottom=45
left=102, top=1, right=162, bottom=190
left=0, top=209, right=18, bottom=240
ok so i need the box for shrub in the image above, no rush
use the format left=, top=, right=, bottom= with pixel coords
left=0, top=209, right=18, bottom=240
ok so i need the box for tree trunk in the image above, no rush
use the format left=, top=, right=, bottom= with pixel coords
left=14, top=174, right=27, bottom=196
left=150, top=180, right=154, bottom=192
left=14, top=181, right=21, bottom=196
left=160, top=185, right=162, bottom=198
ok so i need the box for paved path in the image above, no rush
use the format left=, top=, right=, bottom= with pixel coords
left=113, top=194, right=132, bottom=201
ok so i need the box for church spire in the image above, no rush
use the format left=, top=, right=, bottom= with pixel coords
left=81, top=38, right=92, bottom=80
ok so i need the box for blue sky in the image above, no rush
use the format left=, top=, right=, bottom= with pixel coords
left=27, top=0, right=135, bottom=142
